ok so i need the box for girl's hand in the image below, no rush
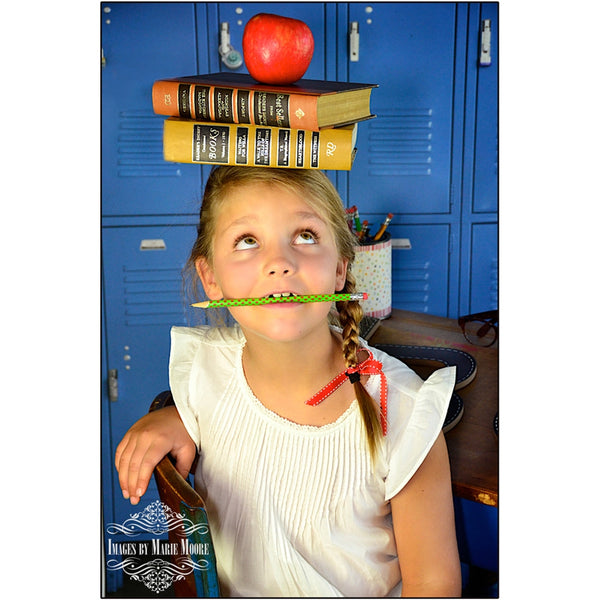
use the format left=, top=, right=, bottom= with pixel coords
left=115, top=406, right=197, bottom=505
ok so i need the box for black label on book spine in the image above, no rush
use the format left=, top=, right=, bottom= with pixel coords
left=311, top=132, right=320, bottom=168
left=296, top=130, right=305, bottom=167
left=254, top=128, right=271, bottom=165
left=236, top=127, right=249, bottom=164
left=178, top=84, right=192, bottom=119
left=277, top=130, right=291, bottom=167
left=254, top=92, right=290, bottom=128
left=193, top=125, right=229, bottom=163
left=194, top=86, right=210, bottom=120
left=237, top=90, right=251, bottom=124
left=214, top=88, right=235, bottom=123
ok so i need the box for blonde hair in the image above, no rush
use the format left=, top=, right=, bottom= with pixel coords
left=185, top=167, right=383, bottom=457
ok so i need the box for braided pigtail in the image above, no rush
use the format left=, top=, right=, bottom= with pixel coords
left=336, top=273, right=383, bottom=460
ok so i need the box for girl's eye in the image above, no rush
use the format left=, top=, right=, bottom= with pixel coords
left=295, top=230, right=318, bottom=245
left=235, top=235, right=258, bottom=250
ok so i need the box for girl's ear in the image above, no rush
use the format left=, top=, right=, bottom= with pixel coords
left=195, top=257, right=223, bottom=300
left=335, top=258, right=349, bottom=292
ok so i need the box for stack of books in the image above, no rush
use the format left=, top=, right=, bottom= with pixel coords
left=152, top=72, right=377, bottom=170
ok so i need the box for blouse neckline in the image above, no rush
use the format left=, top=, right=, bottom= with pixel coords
left=234, top=341, right=380, bottom=434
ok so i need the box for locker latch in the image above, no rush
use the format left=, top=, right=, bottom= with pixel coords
left=350, top=22, right=359, bottom=62
left=480, top=19, right=492, bottom=66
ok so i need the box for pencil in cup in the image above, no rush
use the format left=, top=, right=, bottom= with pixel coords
left=191, top=292, right=368, bottom=309
left=372, top=213, right=393, bottom=242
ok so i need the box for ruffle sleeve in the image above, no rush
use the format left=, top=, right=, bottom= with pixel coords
left=168, top=325, right=244, bottom=450
left=369, top=347, right=455, bottom=501
left=168, top=327, right=204, bottom=448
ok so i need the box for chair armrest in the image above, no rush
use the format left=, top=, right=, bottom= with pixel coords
left=149, top=390, right=201, bottom=503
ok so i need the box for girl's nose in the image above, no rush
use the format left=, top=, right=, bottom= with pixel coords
left=264, top=246, right=296, bottom=277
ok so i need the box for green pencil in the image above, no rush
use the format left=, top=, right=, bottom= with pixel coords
left=191, top=292, right=368, bottom=309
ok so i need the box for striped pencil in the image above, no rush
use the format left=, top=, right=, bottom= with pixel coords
left=191, top=292, right=368, bottom=309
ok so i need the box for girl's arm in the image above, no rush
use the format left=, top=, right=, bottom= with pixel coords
left=115, top=406, right=197, bottom=505
left=390, top=432, right=462, bottom=597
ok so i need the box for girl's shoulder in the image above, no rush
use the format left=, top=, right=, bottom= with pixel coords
left=169, top=326, right=245, bottom=447
left=367, top=343, right=456, bottom=500
left=170, top=325, right=245, bottom=373
left=368, top=342, right=455, bottom=414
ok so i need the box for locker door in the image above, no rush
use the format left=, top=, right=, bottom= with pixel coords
left=101, top=2, right=204, bottom=216
left=390, top=224, right=450, bottom=315
left=472, top=3, right=499, bottom=215
left=469, top=222, right=498, bottom=313
left=213, top=2, right=328, bottom=79
left=459, top=3, right=499, bottom=315
left=102, top=224, right=201, bottom=526
left=347, top=2, right=458, bottom=214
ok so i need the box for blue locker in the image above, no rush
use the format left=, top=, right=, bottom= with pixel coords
left=345, top=2, right=467, bottom=317
left=102, top=224, right=202, bottom=528
left=347, top=2, right=459, bottom=216
left=472, top=3, right=499, bottom=215
left=389, top=223, right=450, bottom=315
left=470, top=222, right=498, bottom=312
left=101, top=2, right=203, bottom=216
left=459, top=2, right=499, bottom=315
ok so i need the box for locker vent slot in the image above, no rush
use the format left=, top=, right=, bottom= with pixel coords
left=117, top=110, right=182, bottom=178
left=366, top=109, right=433, bottom=176
left=490, top=259, right=498, bottom=306
left=392, top=258, right=431, bottom=311
left=122, top=267, right=187, bottom=326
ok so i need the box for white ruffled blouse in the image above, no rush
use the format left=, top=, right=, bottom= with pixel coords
left=169, top=325, right=455, bottom=597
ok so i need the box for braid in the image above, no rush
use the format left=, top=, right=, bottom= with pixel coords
left=336, top=272, right=383, bottom=460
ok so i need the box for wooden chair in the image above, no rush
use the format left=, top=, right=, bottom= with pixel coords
left=149, top=391, right=220, bottom=597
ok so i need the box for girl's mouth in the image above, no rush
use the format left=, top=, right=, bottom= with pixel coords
left=264, top=292, right=298, bottom=299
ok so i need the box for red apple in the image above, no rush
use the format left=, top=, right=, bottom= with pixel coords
left=243, top=13, right=314, bottom=85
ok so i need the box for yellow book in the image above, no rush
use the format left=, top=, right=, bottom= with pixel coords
left=163, top=117, right=358, bottom=170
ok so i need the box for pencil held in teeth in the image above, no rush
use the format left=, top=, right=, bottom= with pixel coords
left=191, top=292, right=368, bottom=309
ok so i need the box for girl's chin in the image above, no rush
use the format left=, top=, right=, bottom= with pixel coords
left=235, top=309, right=333, bottom=344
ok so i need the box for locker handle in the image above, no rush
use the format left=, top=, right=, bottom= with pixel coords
left=108, top=369, right=118, bottom=402
left=350, top=22, right=359, bottom=62
left=219, top=22, right=243, bottom=70
left=480, top=19, right=492, bottom=66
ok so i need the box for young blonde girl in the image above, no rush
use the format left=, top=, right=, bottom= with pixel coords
left=116, top=166, right=461, bottom=597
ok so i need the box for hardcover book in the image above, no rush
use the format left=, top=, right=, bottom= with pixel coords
left=163, top=118, right=358, bottom=170
left=153, top=72, right=377, bottom=131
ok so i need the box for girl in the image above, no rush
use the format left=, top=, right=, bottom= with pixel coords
left=116, top=167, right=461, bottom=597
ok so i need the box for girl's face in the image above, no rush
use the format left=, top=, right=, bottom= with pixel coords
left=196, top=182, right=348, bottom=344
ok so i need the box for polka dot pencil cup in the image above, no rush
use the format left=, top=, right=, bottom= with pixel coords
left=353, top=232, right=392, bottom=318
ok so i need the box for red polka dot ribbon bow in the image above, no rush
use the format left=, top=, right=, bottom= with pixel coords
left=306, top=348, right=388, bottom=435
